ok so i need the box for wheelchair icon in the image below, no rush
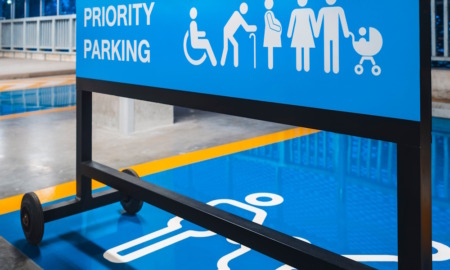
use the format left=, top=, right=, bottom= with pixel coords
left=183, top=31, right=208, bottom=66
left=183, top=8, right=217, bottom=66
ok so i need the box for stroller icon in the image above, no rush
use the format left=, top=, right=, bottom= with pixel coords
left=349, top=27, right=383, bottom=76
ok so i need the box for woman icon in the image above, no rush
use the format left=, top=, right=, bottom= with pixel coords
left=263, top=0, right=282, bottom=70
left=287, top=0, right=317, bottom=72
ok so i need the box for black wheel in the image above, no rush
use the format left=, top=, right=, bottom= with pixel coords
left=20, top=192, right=44, bottom=245
left=120, top=168, right=144, bottom=215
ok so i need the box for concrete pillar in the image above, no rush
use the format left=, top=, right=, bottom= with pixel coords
left=432, top=69, right=450, bottom=101
left=431, top=69, right=450, bottom=119
left=119, top=98, right=134, bottom=135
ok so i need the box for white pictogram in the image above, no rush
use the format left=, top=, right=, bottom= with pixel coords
left=249, top=33, right=257, bottom=69
left=104, top=191, right=450, bottom=267
left=104, top=193, right=283, bottom=264
left=217, top=193, right=284, bottom=270
left=264, top=0, right=282, bottom=70
left=287, top=0, right=317, bottom=72
left=220, top=3, right=257, bottom=67
left=183, top=7, right=217, bottom=66
left=315, top=0, right=350, bottom=74
left=349, top=27, right=383, bottom=76
left=183, top=3, right=383, bottom=74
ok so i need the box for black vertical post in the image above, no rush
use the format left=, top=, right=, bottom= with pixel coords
left=397, top=143, right=431, bottom=270
left=397, top=0, right=432, bottom=268
left=76, top=88, right=93, bottom=202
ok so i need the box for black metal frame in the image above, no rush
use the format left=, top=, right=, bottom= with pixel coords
left=40, top=1, right=431, bottom=269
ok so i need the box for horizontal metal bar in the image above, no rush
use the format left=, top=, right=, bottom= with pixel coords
left=77, top=78, right=421, bottom=146
left=0, top=15, right=76, bottom=24
left=432, top=56, right=450, bottom=61
left=81, top=160, right=373, bottom=270
left=0, top=49, right=75, bottom=55
left=43, top=189, right=122, bottom=223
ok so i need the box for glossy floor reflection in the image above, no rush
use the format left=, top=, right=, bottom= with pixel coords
left=0, top=85, right=75, bottom=116
left=0, top=119, right=449, bottom=269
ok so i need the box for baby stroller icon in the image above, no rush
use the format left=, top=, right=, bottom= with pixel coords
left=349, top=27, right=383, bottom=76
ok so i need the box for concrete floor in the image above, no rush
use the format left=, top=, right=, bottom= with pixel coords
left=0, top=107, right=291, bottom=198
left=0, top=237, right=41, bottom=270
left=0, top=58, right=75, bottom=80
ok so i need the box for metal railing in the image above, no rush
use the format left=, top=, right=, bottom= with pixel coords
left=0, top=14, right=75, bottom=53
left=432, top=0, right=450, bottom=63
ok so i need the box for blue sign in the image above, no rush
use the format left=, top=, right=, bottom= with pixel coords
left=76, top=0, right=420, bottom=121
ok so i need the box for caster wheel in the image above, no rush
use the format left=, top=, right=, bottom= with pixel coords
left=372, top=65, right=381, bottom=76
left=355, top=64, right=364, bottom=75
left=120, top=168, right=143, bottom=215
left=20, top=192, right=44, bottom=245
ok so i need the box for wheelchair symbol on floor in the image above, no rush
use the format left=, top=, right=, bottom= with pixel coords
left=104, top=191, right=450, bottom=268
left=104, top=192, right=283, bottom=267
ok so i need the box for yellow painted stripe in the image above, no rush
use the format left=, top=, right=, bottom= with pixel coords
left=0, top=106, right=76, bottom=121
left=130, top=127, right=318, bottom=176
left=0, top=127, right=318, bottom=215
left=27, top=82, right=46, bottom=89
left=0, top=75, right=76, bottom=92
left=0, top=181, right=106, bottom=216
left=0, top=85, right=12, bottom=91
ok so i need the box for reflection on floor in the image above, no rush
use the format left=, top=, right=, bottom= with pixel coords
left=0, top=120, right=449, bottom=269
left=0, top=85, right=75, bottom=117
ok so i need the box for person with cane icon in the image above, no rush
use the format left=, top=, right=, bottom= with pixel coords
left=220, top=2, right=257, bottom=67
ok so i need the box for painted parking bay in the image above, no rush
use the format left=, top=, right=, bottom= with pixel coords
left=1, top=124, right=450, bottom=269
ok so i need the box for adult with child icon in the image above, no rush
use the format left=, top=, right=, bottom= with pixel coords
left=103, top=193, right=283, bottom=264
left=315, top=0, right=350, bottom=74
left=183, top=7, right=217, bottom=66
left=263, top=0, right=282, bottom=70
left=220, top=2, right=257, bottom=67
left=287, top=0, right=317, bottom=72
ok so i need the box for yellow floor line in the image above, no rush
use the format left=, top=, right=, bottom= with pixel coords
left=0, top=106, right=76, bottom=121
left=0, top=75, right=75, bottom=92
left=0, top=85, right=11, bottom=91
left=27, top=82, right=45, bottom=89
left=0, top=127, right=319, bottom=215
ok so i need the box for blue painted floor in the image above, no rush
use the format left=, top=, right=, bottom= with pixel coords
left=0, top=85, right=75, bottom=116
left=1, top=118, right=450, bottom=269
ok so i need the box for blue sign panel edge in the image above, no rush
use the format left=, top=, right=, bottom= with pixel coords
left=75, top=0, right=421, bottom=123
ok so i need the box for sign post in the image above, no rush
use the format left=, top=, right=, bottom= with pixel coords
left=20, top=0, right=431, bottom=269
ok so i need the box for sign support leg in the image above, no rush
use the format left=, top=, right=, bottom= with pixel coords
left=397, top=143, right=432, bottom=270
left=76, top=88, right=93, bottom=203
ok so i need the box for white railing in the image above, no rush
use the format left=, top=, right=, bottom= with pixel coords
left=432, top=0, right=450, bottom=62
left=0, top=14, right=75, bottom=53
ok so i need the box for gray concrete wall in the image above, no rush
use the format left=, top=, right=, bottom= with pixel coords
left=432, top=69, right=450, bottom=101
left=93, top=93, right=120, bottom=130
left=432, top=69, right=450, bottom=119
left=134, top=99, right=174, bottom=132
left=0, top=51, right=75, bottom=62
left=93, top=93, right=174, bottom=134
